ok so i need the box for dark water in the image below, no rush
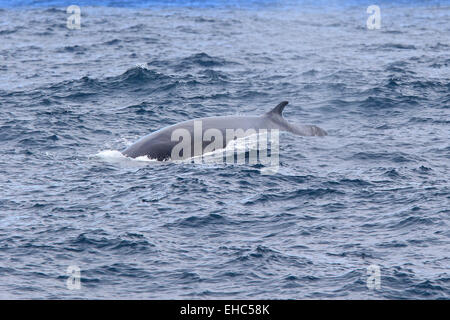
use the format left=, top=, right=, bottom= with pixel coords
left=0, top=1, right=449, bottom=299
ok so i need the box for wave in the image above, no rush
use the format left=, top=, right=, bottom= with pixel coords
left=380, top=43, right=417, bottom=50
left=25, top=53, right=235, bottom=101
left=243, top=188, right=344, bottom=205
left=350, top=151, right=415, bottom=163
left=165, top=213, right=232, bottom=228
left=110, top=66, right=170, bottom=85
left=178, top=53, right=230, bottom=69
left=38, top=65, right=174, bottom=100
left=54, top=45, right=87, bottom=54
left=0, top=0, right=279, bottom=9
left=147, top=52, right=237, bottom=77
left=67, top=230, right=156, bottom=254
left=2, top=0, right=449, bottom=9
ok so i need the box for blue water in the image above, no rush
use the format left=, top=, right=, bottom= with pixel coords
left=0, top=1, right=449, bottom=299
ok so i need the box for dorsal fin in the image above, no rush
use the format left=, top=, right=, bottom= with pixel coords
left=267, top=101, right=288, bottom=117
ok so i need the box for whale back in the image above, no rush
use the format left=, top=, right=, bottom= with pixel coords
left=122, top=100, right=327, bottom=160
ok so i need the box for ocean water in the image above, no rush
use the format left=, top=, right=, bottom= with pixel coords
left=0, top=0, right=449, bottom=299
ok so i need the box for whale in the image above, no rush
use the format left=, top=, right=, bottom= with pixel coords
left=122, top=101, right=327, bottom=161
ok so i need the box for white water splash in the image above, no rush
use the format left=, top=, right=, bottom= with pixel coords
left=95, top=149, right=158, bottom=164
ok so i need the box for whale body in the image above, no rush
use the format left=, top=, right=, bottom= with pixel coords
left=122, top=101, right=327, bottom=161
